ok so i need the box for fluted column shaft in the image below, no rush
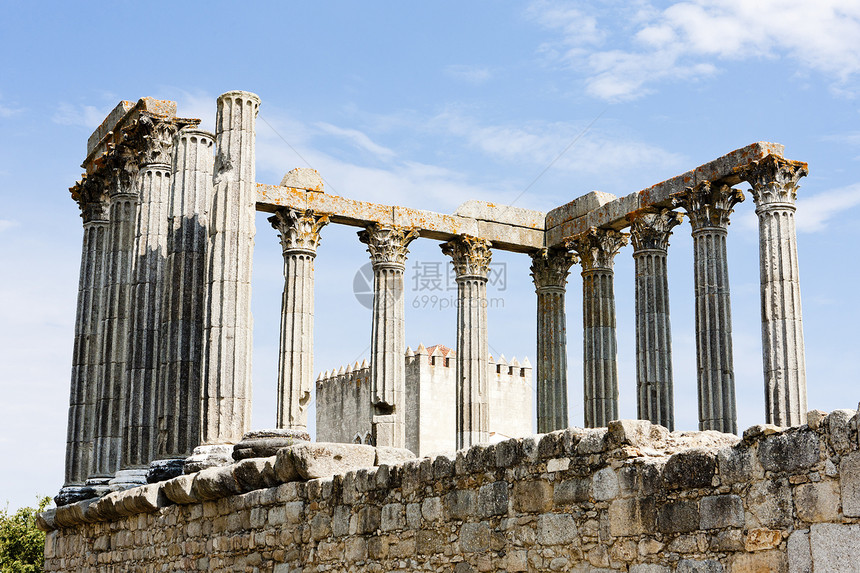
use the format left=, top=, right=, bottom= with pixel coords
left=360, top=225, right=418, bottom=447
left=64, top=178, right=110, bottom=486
left=201, top=91, right=260, bottom=444
left=93, top=150, right=140, bottom=478
left=629, top=209, right=682, bottom=430
left=157, top=129, right=214, bottom=459
left=740, top=155, right=809, bottom=426
left=271, top=209, right=328, bottom=430
left=441, top=236, right=492, bottom=449
left=570, top=228, right=628, bottom=428
left=531, top=248, right=577, bottom=433
left=124, top=116, right=177, bottom=469
left=674, top=182, right=744, bottom=434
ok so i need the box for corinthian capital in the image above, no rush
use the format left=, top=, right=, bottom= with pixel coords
left=126, top=113, right=179, bottom=166
left=673, top=181, right=744, bottom=230
left=104, top=141, right=140, bottom=197
left=736, top=154, right=808, bottom=207
left=71, top=173, right=110, bottom=224
left=530, top=247, right=577, bottom=290
left=568, top=227, right=628, bottom=272
left=268, top=208, right=329, bottom=255
left=441, top=235, right=492, bottom=279
left=628, top=208, right=684, bottom=252
left=359, top=224, right=419, bottom=269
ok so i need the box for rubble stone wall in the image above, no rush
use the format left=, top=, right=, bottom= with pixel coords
left=42, top=408, right=860, bottom=572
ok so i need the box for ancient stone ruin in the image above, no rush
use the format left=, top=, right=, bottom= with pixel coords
left=40, top=91, right=859, bottom=572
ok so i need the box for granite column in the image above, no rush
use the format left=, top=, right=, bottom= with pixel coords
left=530, top=247, right=577, bottom=433
left=674, top=181, right=744, bottom=434
left=359, top=224, right=418, bottom=448
left=739, top=155, right=809, bottom=426
left=570, top=228, right=628, bottom=428
left=441, top=236, right=492, bottom=449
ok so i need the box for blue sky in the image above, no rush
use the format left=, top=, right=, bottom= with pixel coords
left=2, top=1, right=860, bottom=510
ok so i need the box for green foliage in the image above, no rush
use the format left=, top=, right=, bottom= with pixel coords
left=0, top=497, right=50, bottom=573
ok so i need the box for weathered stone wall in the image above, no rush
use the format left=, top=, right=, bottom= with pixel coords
left=42, top=408, right=860, bottom=572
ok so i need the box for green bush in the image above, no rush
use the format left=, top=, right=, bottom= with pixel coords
left=0, top=497, right=50, bottom=573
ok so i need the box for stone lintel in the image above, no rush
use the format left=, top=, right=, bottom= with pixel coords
left=544, top=142, right=787, bottom=246
left=256, top=183, right=545, bottom=253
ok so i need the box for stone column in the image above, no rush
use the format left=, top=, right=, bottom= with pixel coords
left=569, top=227, right=628, bottom=428
left=441, top=236, right=492, bottom=449
left=739, top=155, right=809, bottom=426
left=628, top=209, right=683, bottom=431
left=673, top=181, right=745, bottom=434
left=57, top=175, right=110, bottom=504
left=359, top=224, right=418, bottom=448
left=270, top=208, right=329, bottom=431
left=151, top=129, right=214, bottom=480
left=92, top=144, right=139, bottom=481
left=530, top=247, right=577, bottom=433
left=194, top=91, right=259, bottom=470
left=123, top=115, right=178, bottom=479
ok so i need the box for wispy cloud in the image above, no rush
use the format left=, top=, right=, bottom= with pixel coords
left=796, top=183, right=860, bottom=232
left=315, top=122, right=396, bottom=160
left=51, top=102, right=110, bottom=128
left=530, top=0, right=860, bottom=101
left=444, top=65, right=493, bottom=85
left=0, top=220, right=19, bottom=233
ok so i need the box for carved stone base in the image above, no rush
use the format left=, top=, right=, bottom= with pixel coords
left=184, top=445, right=234, bottom=474
left=108, top=469, right=149, bottom=489
left=147, top=458, right=186, bottom=483
left=232, top=429, right=310, bottom=461
left=54, top=485, right=98, bottom=507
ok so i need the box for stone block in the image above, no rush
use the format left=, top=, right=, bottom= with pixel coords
left=554, top=477, right=591, bottom=505
left=537, top=513, right=578, bottom=545
left=609, top=497, right=656, bottom=536
left=460, top=522, right=491, bottom=552
left=630, top=566, right=670, bottom=573
left=538, top=431, right=565, bottom=459
left=592, top=467, right=620, bottom=500
left=731, top=550, right=786, bottom=573
left=280, top=167, right=324, bottom=191
left=840, top=452, right=860, bottom=517
left=374, top=446, right=415, bottom=466
left=664, top=449, right=716, bottom=489
left=232, top=429, right=309, bottom=461
left=747, top=477, right=793, bottom=528
left=113, top=484, right=166, bottom=516
left=700, top=494, right=744, bottom=529
left=406, top=502, right=422, bottom=529
left=233, top=457, right=279, bottom=492
left=512, top=479, right=553, bottom=513
left=576, top=428, right=608, bottom=454
left=757, top=430, right=820, bottom=473
left=809, top=523, right=860, bottom=573
left=745, top=528, right=782, bottom=552
left=422, top=497, right=443, bottom=521
left=787, top=529, right=811, bottom=573
left=676, top=559, right=724, bottom=573
left=477, top=481, right=509, bottom=517
left=795, top=480, right=841, bottom=523
left=826, top=409, right=856, bottom=454
left=191, top=466, right=241, bottom=501
left=161, top=474, right=200, bottom=505
left=445, top=489, right=477, bottom=520
left=657, top=499, right=699, bottom=533
left=380, top=503, right=404, bottom=531
left=717, top=445, right=762, bottom=485
left=354, top=506, right=381, bottom=534
left=546, top=457, right=570, bottom=472
left=607, top=419, right=655, bottom=448
left=287, top=443, right=376, bottom=480
left=417, top=530, right=446, bottom=554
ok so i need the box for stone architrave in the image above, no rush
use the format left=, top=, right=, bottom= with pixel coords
left=530, top=247, right=578, bottom=433
left=199, top=91, right=260, bottom=451
left=739, top=155, right=809, bottom=427
left=628, top=208, right=683, bottom=431
left=441, top=236, right=492, bottom=449
left=156, top=129, right=215, bottom=465
left=359, top=224, right=419, bottom=448
left=270, top=208, right=329, bottom=431
left=60, top=174, right=111, bottom=501
left=569, top=227, right=628, bottom=428
left=123, top=115, right=178, bottom=476
left=673, top=181, right=744, bottom=434
left=92, top=142, right=140, bottom=480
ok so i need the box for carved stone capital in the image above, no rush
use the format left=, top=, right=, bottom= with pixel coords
left=628, top=208, right=684, bottom=252
left=530, top=248, right=577, bottom=290
left=736, top=154, right=808, bottom=208
left=126, top=114, right=179, bottom=167
left=440, top=235, right=492, bottom=279
left=672, top=181, right=744, bottom=230
left=71, top=174, right=110, bottom=224
left=567, top=227, right=628, bottom=271
left=103, top=140, right=140, bottom=197
left=358, top=224, right=419, bottom=269
left=268, top=209, right=329, bottom=255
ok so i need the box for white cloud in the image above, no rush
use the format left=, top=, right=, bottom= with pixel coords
left=315, top=122, right=396, bottom=160
left=444, top=65, right=493, bottom=85
left=796, top=183, right=860, bottom=232
left=531, top=0, right=860, bottom=100
left=0, top=220, right=19, bottom=233
left=51, top=102, right=111, bottom=128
